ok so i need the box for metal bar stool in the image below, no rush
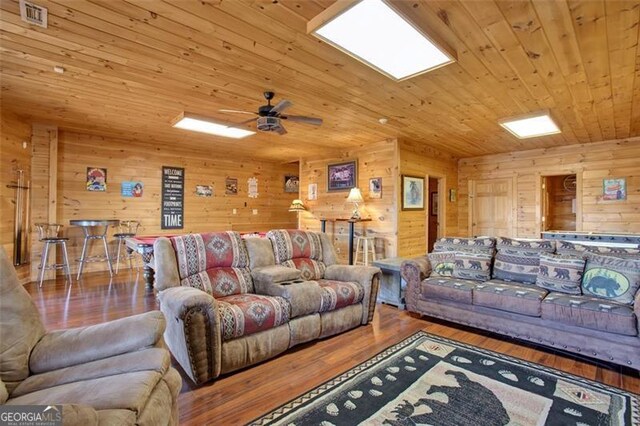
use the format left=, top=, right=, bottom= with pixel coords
left=70, top=219, right=120, bottom=280
left=113, top=220, right=141, bottom=274
left=35, top=223, right=72, bottom=287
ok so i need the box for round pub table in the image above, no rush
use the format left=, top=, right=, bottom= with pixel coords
left=70, top=219, right=120, bottom=279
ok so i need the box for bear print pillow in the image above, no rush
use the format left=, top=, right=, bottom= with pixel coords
left=535, top=253, right=585, bottom=295
left=581, top=254, right=640, bottom=305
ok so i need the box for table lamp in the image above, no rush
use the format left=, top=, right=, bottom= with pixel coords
left=346, top=188, right=364, bottom=219
left=288, top=199, right=306, bottom=212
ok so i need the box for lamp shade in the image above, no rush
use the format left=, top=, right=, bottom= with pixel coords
left=288, top=199, right=306, bottom=212
left=346, top=187, right=364, bottom=203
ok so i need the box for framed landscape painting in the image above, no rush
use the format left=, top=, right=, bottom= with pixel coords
left=401, top=175, right=425, bottom=210
left=327, top=161, right=357, bottom=192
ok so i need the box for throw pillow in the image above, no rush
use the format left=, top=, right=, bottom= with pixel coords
left=581, top=254, right=640, bottom=305
left=535, top=253, right=585, bottom=295
left=433, top=237, right=496, bottom=255
left=452, top=252, right=492, bottom=281
left=428, top=252, right=456, bottom=277
left=493, top=237, right=556, bottom=284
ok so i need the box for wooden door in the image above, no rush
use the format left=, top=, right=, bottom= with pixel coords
left=469, top=178, right=514, bottom=237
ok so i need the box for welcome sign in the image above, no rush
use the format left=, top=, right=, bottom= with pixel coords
left=161, top=166, right=184, bottom=229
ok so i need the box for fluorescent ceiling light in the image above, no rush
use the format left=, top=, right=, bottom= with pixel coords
left=172, top=113, right=255, bottom=139
left=308, top=0, right=455, bottom=81
left=499, top=112, right=561, bottom=139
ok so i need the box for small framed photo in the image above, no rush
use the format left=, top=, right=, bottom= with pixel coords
left=603, top=178, right=626, bottom=201
left=308, top=183, right=318, bottom=201
left=431, top=192, right=438, bottom=216
left=225, top=177, right=238, bottom=195
left=87, top=167, right=107, bottom=192
left=401, top=175, right=425, bottom=210
left=328, top=160, right=357, bottom=192
left=369, top=177, right=382, bottom=199
left=284, top=175, right=299, bottom=193
left=195, top=185, right=213, bottom=197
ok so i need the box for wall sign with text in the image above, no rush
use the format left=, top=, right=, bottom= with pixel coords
left=161, top=166, right=184, bottom=229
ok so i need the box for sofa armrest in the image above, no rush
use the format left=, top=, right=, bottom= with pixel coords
left=153, top=237, right=181, bottom=290
left=157, top=287, right=221, bottom=385
left=29, top=311, right=165, bottom=374
left=635, top=290, right=640, bottom=337
left=401, top=257, right=431, bottom=312
left=324, top=265, right=381, bottom=324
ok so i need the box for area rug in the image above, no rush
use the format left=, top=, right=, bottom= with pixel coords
left=250, top=331, right=639, bottom=426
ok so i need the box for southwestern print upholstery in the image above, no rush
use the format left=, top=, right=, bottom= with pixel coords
left=428, top=252, right=455, bottom=277
left=217, top=294, right=290, bottom=341
left=493, top=238, right=555, bottom=284
left=317, top=279, right=365, bottom=313
left=267, top=230, right=323, bottom=264
left=581, top=254, right=640, bottom=305
left=171, top=231, right=249, bottom=279
left=180, top=267, right=253, bottom=298
left=535, top=254, right=585, bottom=295
left=433, top=237, right=496, bottom=255
left=556, top=241, right=640, bottom=259
left=452, top=251, right=492, bottom=281
left=282, top=258, right=326, bottom=281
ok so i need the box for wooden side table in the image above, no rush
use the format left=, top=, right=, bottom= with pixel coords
left=372, top=257, right=408, bottom=309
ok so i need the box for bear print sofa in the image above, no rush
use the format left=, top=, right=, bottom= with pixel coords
left=401, top=236, right=640, bottom=369
left=153, top=230, right=380, bottom=385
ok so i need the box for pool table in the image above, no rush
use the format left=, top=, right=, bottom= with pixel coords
left=125, top=232, right=268, bottom=289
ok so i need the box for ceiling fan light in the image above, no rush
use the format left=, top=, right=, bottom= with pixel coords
left=172, top=113, right=255, bottom=139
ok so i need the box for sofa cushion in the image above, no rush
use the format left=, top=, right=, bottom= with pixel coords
left=556, top=241, right=640, bottom=259
left=282, top=258, right=326, bottom=281
left=171, top=232, right=249, bottom=279
left=217, top=294, right=290, bottom=341
left=581, top=254, right=640, bottom=305
left=317, top=279, right=365, bottom=313
left=421, top=277, right=479, bottom=304
left=493, top=237, right=556, bottom=284
left=535, top=254, right=585, bottom=295
left=181, top=267, right=253, bottom=297
left=542, top=293, right=637, bottom=336
left=433, top=237, right=496, bottom=255
left=473, top=280, right=548, bottom=317
left=267, top=230, right=323, bottom=263
left=452, top=252, right=492, bottom=281
left=428, top=252, right=455, bottom=277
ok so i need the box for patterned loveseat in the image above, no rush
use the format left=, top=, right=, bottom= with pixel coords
left=401, top=236, right=640, bottom=369
left=153, top=230, right=380, bottom=385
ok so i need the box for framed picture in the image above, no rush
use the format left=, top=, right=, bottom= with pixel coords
left=603, top=178, right=626, bottom=201
left=401, top=175, right=425, bottom=210
left=284, top=175, right=299, bottom=193
left=328, top=160, right=357, bottom=192
left=369, top=177, right=382, bottom=199
left=225, top=177, right=238, bottom=195
left=431, top=192, right=438, bottom=216
left=121, top=181, right=143, bottom=198
left=308, top=183, right=318, bottom=201
left=87, top=167, right=107, bottom=192
left=195, top=185, right=213, bottom=197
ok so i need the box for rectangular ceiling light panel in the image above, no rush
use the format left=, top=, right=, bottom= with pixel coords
left=172, top=113, right=255, bottom=139
left=309, top=0, right=455, bottom=81
left=499, top=113, right=561, bottom=139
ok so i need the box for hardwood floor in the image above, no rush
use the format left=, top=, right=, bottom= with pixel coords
left=26, top=270, right=639, bottom=425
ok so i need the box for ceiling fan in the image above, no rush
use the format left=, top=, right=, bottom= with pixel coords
left=219, top=91, right=323, bottom=135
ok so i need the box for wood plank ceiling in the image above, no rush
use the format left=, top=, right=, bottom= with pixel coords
left=1, top=0, right=639, bottom=161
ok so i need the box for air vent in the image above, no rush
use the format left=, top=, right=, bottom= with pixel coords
left=19, top=0, right=48, bottom=28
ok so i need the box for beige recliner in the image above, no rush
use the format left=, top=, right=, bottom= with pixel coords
left=0, top=247, right=182, bottom=425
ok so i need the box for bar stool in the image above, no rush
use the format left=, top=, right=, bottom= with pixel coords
left=35, top=223, right=72, bottom=287
left=354, top=234, right=377, bottom=266
left=113, top=220, right=141, bottom=274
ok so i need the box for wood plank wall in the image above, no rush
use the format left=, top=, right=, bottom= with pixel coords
left=458, top=137, right=640, bottom=237
left=30, top=129, right=297, bottom=276
left=397, top=139, right=459, bottom=257
left=299, top=139, right=398, bottom=263
left=0, top=111, right=31, bottom=282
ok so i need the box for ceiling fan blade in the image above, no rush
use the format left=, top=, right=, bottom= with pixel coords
left=236, top=118, right=256, bottom=125
left=276, top=124, right=288, bottom=135
left=219, top=109, right=257, bottom=115
left=283, top=115, right=323, bottom=126
left=270, top=100, right=293, bottom=114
